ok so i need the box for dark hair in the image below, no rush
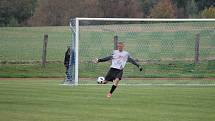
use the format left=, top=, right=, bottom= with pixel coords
left=66, top=47, right=70, bottom=55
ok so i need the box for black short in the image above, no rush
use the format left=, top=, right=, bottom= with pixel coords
left=105, top=68, right=123, bottom=81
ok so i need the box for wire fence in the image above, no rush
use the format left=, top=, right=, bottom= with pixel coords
left=78, top=21, right=215, bottom=78
left=0, top=21, right=214, bottom=78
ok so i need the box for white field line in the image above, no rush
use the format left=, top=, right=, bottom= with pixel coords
left=59, top=83, right=215, bottom=87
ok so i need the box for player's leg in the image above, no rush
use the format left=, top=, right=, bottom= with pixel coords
left=62, top=65, right=69, bottom=83
left=101, top=80, right=108, bottom=84
left=65, top=65, right=70, bottom=80
left=101, top=68, right=114, bottom=84
left=113, top=78, right=120, bottom=86
left=107, top=78, right=120, bottom=97
left=107, top=70, right=123, bottom=98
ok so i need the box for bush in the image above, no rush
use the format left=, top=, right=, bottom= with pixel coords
left=149, top=0, right=177, bottom=18
left=8, top=17, right=19, bottom=27
left=201, top=6, right=215, bottom=18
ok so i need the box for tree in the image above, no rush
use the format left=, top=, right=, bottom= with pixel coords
left=127, top=0, right=144, bottom=17
left=186, top=0, right=198, bottom=18
left=195, top=0, right=215, bottom=11
left=97, top=0, right=143, bottom=18
left=139, top=0, right=158, bottom=17
left=29, top=0, right=104, bottom=26
left=149, top=0, right=177, bottom=18
left=201, top=6, right=215, bottom=18
left=0, top=0, right=37, bottom=26
left=29, top=0, right=144, bottom=26
left=172, top=0, right=189, bottom=17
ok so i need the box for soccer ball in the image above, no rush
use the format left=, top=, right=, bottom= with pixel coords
left=97, top=76, right=105, bottom=84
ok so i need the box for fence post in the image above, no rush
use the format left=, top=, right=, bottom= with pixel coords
left=195, top=33, right=200, bottom=64
left=114, top=35, right=118, bottom=50
left=42, top=34, right=48, bottom=67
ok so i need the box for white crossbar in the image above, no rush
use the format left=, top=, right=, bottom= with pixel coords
left=77, top=18, right=215, bottom=22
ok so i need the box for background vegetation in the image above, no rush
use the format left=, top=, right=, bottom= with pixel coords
left=0, top=0, right=215, bottom=26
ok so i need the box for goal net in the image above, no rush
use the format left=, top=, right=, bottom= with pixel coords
left=69, top=18, right=215, bottom=85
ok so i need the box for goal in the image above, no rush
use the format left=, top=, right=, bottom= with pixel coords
left=68, top=18, right=215, bottom=85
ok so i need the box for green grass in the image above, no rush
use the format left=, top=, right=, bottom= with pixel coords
left=0, top=22, right=214, bottom=61
left=0, top=64, right=65, bottom=78
left=0, top=22, right=215, bottom=78
left=1, top=61, right=215, bottom=78
left=0, top=79, right=215, bottom=121
left=79, top=22, right=215, bottom=61
left=0, top=26, right=71, bottom=61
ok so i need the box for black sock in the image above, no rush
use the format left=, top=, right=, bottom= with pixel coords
left=110, top=85, right=117, bottom=94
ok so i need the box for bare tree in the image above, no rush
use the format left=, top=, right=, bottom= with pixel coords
left=150, top=0, right=177, bottom=18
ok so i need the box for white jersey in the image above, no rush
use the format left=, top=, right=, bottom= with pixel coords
left=111, top=50, right=130, bottom=70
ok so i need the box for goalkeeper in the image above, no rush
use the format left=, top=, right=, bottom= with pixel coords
left=93, top=42, right=143, bottom=98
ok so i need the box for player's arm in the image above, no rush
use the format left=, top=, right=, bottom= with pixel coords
left=98, top=56, right=113, bottom=62
left=127, top=56, right=143, bottom=71
left=93, top=55, right=113, bottom=63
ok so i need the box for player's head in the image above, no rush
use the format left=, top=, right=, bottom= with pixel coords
left=117, top=42, right=124, bottom=52
left=66, top=46, right=71, bottom=54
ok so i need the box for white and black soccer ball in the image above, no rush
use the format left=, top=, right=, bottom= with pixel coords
left=97, top=76, right=105, bottom=84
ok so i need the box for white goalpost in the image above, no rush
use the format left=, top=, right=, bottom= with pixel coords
left=68, top=18, right=215, bottom=86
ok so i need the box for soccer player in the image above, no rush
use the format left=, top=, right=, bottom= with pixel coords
left=63, top=46, right=75, bottom=83
left=93, top=42, right=143, bottom=98
left=64, top=46, right=71, bottom=82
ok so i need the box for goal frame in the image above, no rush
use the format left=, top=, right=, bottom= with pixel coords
left=70, top=18, right=215, bottom=85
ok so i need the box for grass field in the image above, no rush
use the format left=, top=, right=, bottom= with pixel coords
left=0, top=22, right=214, bottom=61
left=0, top=21, right=214, bottom=121
left=0, top=22, right=215, bottom=78
left=0, top=79, right=215, bottom=121
left=0, top=26, right=70, bottom=61
left=1, top=61, right=215, bottom=78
